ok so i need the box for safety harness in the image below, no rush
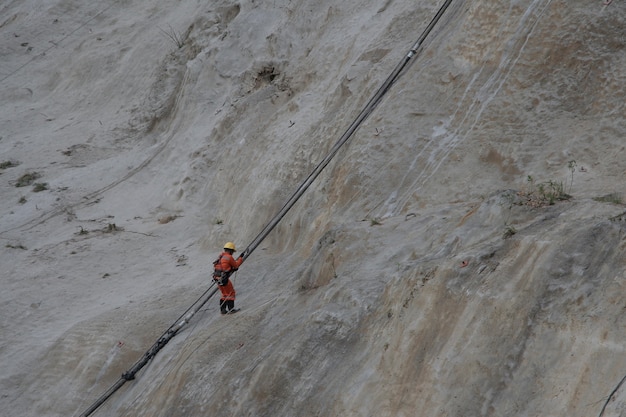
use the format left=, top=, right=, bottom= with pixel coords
left=212, top=254, right=232, bottom=286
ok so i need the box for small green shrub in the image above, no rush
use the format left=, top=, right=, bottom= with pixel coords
left=32, top=182, right=48, bottom=192
left=0, top=160, right=19, bottom=169
left=15, top=172, right=41, bottom=187
left=518, top=179, right=571, bottom=207
left=543, top=180, right=570, bottom=205
left=503, top=225, right=517, bottom=239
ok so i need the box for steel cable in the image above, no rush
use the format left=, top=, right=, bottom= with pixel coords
left=241, top=0, right=455, bottom=261
left=78, top=283, right=218, bottom=417
left=77, top=1, right=455, bottom=415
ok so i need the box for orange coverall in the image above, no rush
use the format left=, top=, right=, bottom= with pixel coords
left=217, top=251, right=243, bottom=302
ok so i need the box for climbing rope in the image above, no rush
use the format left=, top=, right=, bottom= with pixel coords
left=77, top=1, right=455, bottom=415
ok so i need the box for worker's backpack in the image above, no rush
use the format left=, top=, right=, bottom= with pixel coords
left=212, top=255, right=231, bottom=286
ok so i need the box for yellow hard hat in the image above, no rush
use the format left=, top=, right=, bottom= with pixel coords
left=223, top=242, right=236, bottom=251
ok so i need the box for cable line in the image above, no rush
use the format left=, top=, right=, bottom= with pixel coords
left=240, top=0, right=454, bottom=262
left=598, top=373, right=626, bottom=417
left=78, top=284, right=219, bottom=417
left=77, top=1, right=454, bottom=415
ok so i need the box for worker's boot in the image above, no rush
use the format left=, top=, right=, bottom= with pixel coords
left=226, top=300, right=239, bottom=314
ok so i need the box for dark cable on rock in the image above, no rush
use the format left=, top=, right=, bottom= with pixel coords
left=598, top=373, right=626, bottom=417
left=78, top=284, right=219, bottom=417
left=240, top=0, right=455, bottom=261
left=77, top=1, right=455, bottom=415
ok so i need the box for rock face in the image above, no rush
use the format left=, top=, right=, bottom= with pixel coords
left=0, top=0, right=624, bottom=416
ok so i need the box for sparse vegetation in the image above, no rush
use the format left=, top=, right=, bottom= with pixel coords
left=541, top=180, right=570, bottom=205
left=567, top=160, right=577, bottom=193
left=75, top=224, right=124, bottom=236
left=0, top=160, right=19, bottom=169
left=370, top=217, right=382, bottom=226
left=105, top=223, right=121, bottom=232
left=15, top=172, right=41, bottom=187
left=503, top=225, right=517, bottom=239
left=593, top=193, right=623, bottom=205
left=518, top=176, right=571, bottom=207
left=32, top=182, right=48, bottom=192
left=159, top=25, right=185, bottom=48
left=6, top=244, right=27, bottom=250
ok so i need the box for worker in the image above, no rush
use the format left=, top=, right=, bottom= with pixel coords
left=213, top=242, right=244, bottom=314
